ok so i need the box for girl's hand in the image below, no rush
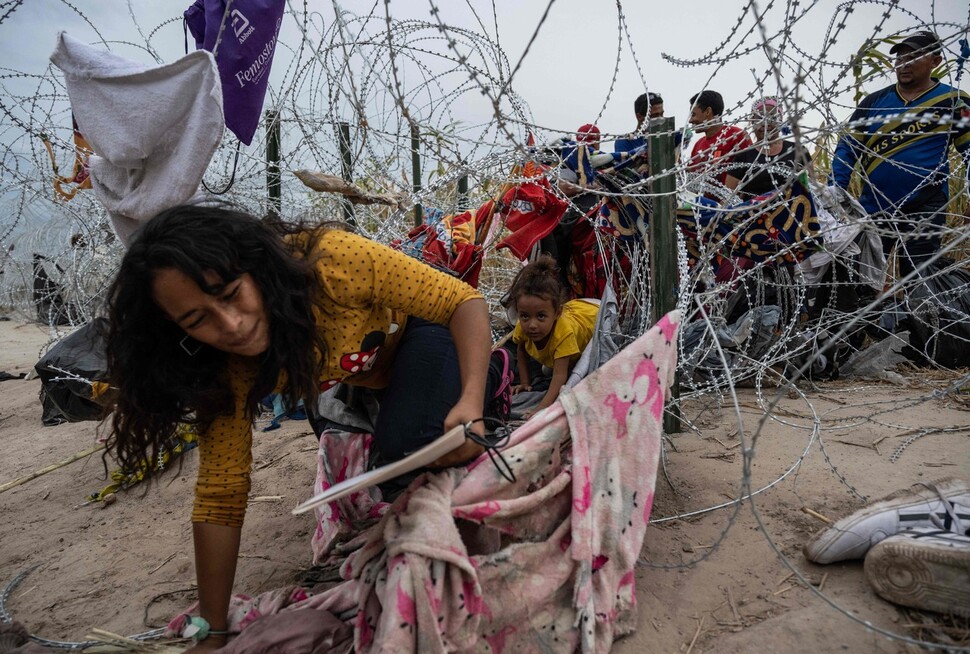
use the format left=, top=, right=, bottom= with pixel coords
left=520, top=408, right=536, bottom=420
left=511, top=384, right=532, bottom=395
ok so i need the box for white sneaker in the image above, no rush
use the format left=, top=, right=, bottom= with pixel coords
left=864, top=527, right=970, bottom=617
left=803, top=478, right=970, bottom=565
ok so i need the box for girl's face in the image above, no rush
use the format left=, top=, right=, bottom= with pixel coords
left=152, top=268, right=270, bottom=357
left=516, top=294, right=560, bottom=344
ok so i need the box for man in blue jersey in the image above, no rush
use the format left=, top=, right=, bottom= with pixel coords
left=831, top=30, right=970, bottom=276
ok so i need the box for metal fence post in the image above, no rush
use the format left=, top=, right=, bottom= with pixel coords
left=411, top=123, right=422, bottom=227
left=648, top=116, right=682, bottom=434
left=265, top=110, right=281, bottom=218
left=457, top=171, right=469, bottom=211
left=337, top=121, right=356, bottom=226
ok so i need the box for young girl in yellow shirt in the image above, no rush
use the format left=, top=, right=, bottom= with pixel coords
left=509, top=256, right=599, bottom=418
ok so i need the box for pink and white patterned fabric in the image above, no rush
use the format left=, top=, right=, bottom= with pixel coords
left=310, top=430, right=390, bottom=564
left=169, top=310, right=680, bottom=653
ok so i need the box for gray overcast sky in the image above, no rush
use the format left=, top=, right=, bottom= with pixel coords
left=0, top=0, right=964, bottom=256
left=2, top=0, right=965, bottom=148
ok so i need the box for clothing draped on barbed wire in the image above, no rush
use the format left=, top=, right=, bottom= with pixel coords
left=676, top=179, right=823, bottom=268
left=40, top=115, right=92, bottom=202
left=494, top=177, right=569, bottom=259
left=49, top=32, right=224, bottom=246
left=391, top=201, right=498, bottom=288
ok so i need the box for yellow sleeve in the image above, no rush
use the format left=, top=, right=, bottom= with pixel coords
left=317, top=231, right=482, bottom=323
left=191, top=356, right=257, bottom=528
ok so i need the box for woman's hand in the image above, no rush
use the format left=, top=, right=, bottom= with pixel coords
left=432, top=396, right=485, bottom=467
left=191, top=523, right=240, bottom=653
left=438, top=298, right=490, bottom=468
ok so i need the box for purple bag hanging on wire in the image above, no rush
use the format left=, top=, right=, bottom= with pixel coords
left=184, top=0, right=284, bottom=145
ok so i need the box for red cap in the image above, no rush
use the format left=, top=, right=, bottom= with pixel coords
left=576, top=124, right=600, bottom=143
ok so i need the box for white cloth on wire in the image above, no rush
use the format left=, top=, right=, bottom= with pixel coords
left=49, top=32, right=224, bottom=246
left=799, top=183, right=886, bottom=290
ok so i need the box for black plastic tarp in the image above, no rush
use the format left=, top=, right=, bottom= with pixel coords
left=34, top=318, right=109, bottom=425
left=905, top=259, right=970, bottom=369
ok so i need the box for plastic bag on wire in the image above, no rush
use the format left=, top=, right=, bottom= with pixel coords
left=34, top=318, right=109, bottom=425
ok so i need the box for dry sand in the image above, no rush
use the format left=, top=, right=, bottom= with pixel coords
left=1, top=317, right=968, bottom=652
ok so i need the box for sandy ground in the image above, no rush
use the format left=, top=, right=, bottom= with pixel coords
left=1, top=316, right=968, bottom=652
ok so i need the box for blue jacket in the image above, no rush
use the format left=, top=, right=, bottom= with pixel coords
left=831, top=81, right=970, bottom=214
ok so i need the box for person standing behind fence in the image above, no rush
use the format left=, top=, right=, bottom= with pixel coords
left=615, top=92, right=675, bottom=176
left=725, top=97, right=810, bottom=200
left=831, top=30, right=970, bottom=277
left=687, top=90, right=753, bottom=200
left=615, top=92, right=664, bottom=155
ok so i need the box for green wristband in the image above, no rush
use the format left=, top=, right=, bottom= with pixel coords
left=182, top=616, right=230, bottom=641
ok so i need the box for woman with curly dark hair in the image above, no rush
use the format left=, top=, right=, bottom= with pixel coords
left=105, top=204, right=510, bottom=650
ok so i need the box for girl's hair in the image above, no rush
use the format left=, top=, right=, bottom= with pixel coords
left=105, top=204, right=330, bottom=479
left=507, top=255, right=567, bottom=312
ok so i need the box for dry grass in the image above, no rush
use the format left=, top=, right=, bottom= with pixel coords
left=901, top=609, right=970, bottom=650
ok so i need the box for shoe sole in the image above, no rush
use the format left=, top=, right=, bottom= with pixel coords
left=864, top=536, right=970, bottom=617
left=804, top=477, right=969, bottom=564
